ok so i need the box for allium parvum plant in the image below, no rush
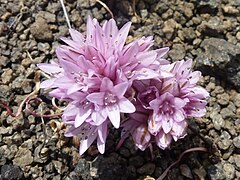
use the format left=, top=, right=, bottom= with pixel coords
left=38, top=16, right=209, bottom=155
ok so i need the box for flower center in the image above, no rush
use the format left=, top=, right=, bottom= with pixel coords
left=104, top=92, right=117, bottom=106
left=160, top=101, right=174, bottom=115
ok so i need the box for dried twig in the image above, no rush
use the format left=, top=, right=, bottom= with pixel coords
left=25, top=97, right=62, bottom=118
left=52, top=97, right=66, bottom=111
left=157, top=147, right=208, bottom=180
left=0, top=70, right=62, bottom=118
left=96, top=0, right=114, bottom=19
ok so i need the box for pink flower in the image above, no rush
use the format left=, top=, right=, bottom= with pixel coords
left=149, top=92, right=186, bottom=134
left=65, top=120, right=108, bottom=155
left=38, top=16, right=170, bottom=155
left=132, top=124, right=151, bottom=151
left=38, top=15, right=209, bottom=154
left=86, top=77, right=135, bottom=128
left=155, top=131, right=172, bottom=149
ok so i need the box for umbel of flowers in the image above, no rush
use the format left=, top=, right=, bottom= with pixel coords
left=38, top=16, right=209, bottom=155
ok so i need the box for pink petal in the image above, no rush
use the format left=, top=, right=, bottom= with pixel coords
left=113, top=82, right=128, bottom=98
left=58, top=58, right=81, bottom=73
left=79, top=131, right=98, bottom=155
left=173, top=97, right=186, bottom=108
left=67, top=84, right=83, bottom=95
left=162, top=119, right=173, bottom=134
left=114, top=22, right=131, bottom=50
left=63, top=103, right=78, bottom=117
left=156, top=47, right=169, bottom=58
left=64, top=126, right=80, bottom=137
left=132, top=124, right=151, bottom=151
left=86, top=92, right=105, bottom=106
left=37, top=63, right=62, bottom=74
left=69, top=28, right=85, bottom=44
left=97, top=121, right=108, bottom=143
left=97, top=137, right=106, bottom=154
left=133, top=68, right=160, bottom=80
left=54, top=76, right=75, bottom=87
left=136, top=50, right=157, bottom=66
left=94, top=23, right=106, bottom=53
left=86, top=16, right=96, bottom=42
left=173, top=109, right=185, bottom=122
left=74, top=107, right=92, bottom=128
left=118, top=97, right=136, bottom=113
left=156, top=131, right=172, bottom=149
left=49, top=89, right=66, bottom=99
left=102, top=19, right=118, bottom=39
left=100, top=77, right=114, bottom=92
left=189, top=71, right=201, bottom=84
left=171, top=121, right=187, bottom=141
left=120, top=42, right=139, bottom=66
left=40, top=78, right=57, bottom=88
left=148, top=115, right=162, bottom=136
left=91, top=109, right=107, bottom=125
left=60, top=37, right=82, bottom=50
left=106, top=104, right=120, bottom=128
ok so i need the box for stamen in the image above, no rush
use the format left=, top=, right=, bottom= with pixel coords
left=104, top=92, right=117, bottom=106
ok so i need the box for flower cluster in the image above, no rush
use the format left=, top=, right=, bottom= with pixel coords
left=38, top=16, right=209, bottom=155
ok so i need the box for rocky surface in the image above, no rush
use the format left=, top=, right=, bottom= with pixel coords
left=0, top=0, right=240, bottom=179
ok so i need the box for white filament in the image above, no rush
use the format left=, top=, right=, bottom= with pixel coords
left=59, top=0, right=71, bottom=29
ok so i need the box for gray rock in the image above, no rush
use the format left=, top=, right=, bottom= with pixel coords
left=53, top=160, right=69, bottom=174
left=193, top=167, right=207, bottom=179
left=140, top=9, right=148, bottom=19
left=129, top=156, right=144, bottom=167
left=13, top=147, right=33, bottom=167
left=196, top=0, right=219, bottom=9
left=0, top=126, right=13, bottom=135
left=217, top=131, right=232, bottom=150
left=207, top=163, right=226, bottom=180
left=1, top=68, right=13, bottom=84
left=233, top=94, right=240, bottom=107
left=37, top=42, right=50, bottom=54
left=223, top=163, right=235, bottom=179
left=209, top=111, right=225, bottom=130
left=0, top=22, right=8, bottom=36
left=91, top=154, right=129, bottom=180
left=197, top=38, right=240, bottom=68
left=216, top=93, right=229, bottom=106
left=30, top=17, right=53, bottom=41
left=162, top=19, right=178, bottom=39
left=0, top=55, right=10, bottom=67
left=182, top=27, right=196, bottom=41
left=119, top=147, right=130, bottom=158
left=224, top=120, right=236, bottom=136
left=1, top=164, right=23, bottom=180
left=180, top=164, right=193, bottom=179
left=168, top=43, right=186, bottom=61
left=36, top=11, right=56, bottom=23
left=196, top=38, right=240, bottom=90
left=154, top=1, right=169, bottom=15
left=198, top=17, right=225, bottom=36
left=233, top=154, right=240, bottom=169
left=229, top=0, right=240, bottom=6
left=74, top=159, right=92, bottom=180
left=220, top=107, right=235, bottom=119
left=127, top=165, right=137, bottom=179
left=222, top=5, right=239, bottom=15
left=137, top=163, right=155, bottom=175
left=233, top=135, right=240, bottom=148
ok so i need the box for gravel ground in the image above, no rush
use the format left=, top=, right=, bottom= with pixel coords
left=0, top=0, right=240, bottom=179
